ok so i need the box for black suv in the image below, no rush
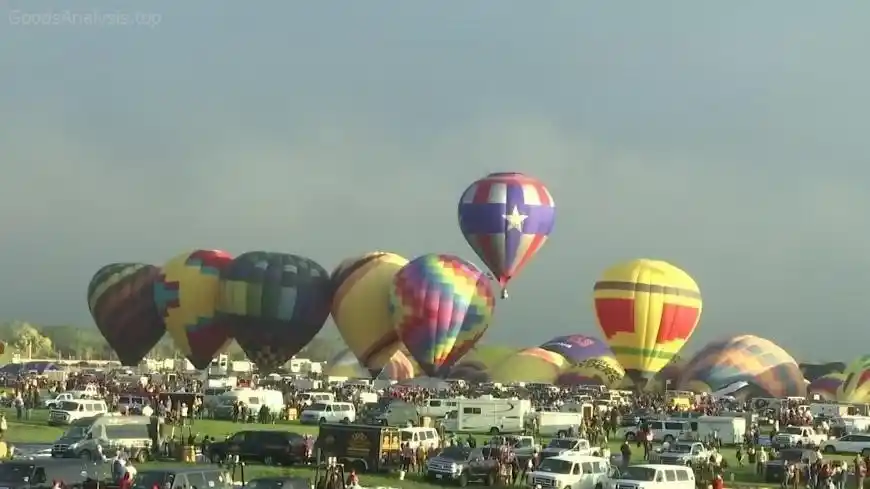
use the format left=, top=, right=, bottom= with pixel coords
left=426, top=447, right=499, bottom=487
left=208, top=430, right=308, bottom=466
left=764, top=448, right=815, bottom=482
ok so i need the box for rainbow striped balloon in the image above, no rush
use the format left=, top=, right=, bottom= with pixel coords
left=389, top=254, right=495, bottom=377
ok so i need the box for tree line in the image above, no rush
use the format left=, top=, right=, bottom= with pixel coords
left=0, top=321, right=341, bottom=363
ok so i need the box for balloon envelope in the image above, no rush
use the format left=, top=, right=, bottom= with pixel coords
left=540, top=334, right=613, bottom=366
left=154, top=250, right=234, bottom=369
left=331, top=252, right=408, bottom=376
left=87, top=263, right=166, bottom=366
left=390, top=254, right=495, bottom=377
left=677, top=335, right=805, bottom=398
left=593, top=259, right=702, bottom=386
left=490, top=347, right=567, bottom=384
left=325, top=348, right=415, bottom=381
left=809, top=372, right=846, bottom=401
left=458, top=172, right=555, bottom=288
left=218, top=252, right=332, bottom=373
left=837, top=356, right=870, bottom=404
left=556, top=357, right=626, bottom=388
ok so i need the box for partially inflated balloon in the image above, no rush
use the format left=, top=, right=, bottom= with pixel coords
left=331, top=252, right=408, bottom=376
left=593, top=259, right=702, bottom=387
left=390, top=254, right=495, bottom=377
left=809, top=373, right=845, bottom=401
left=458, top=172, right=555, bottom=298
left=154, top=250, right=234, bottom=369
left=837, top=356, right=870, bottom=404
left=218, top=252, right=332, bottom=373
left=87, top=263, right=166, bottom=366
left=539, top=334, right=613, bottom=366
left=326, top=348, right=416, bottom=381
left=490, top=348, right=567, bottom=384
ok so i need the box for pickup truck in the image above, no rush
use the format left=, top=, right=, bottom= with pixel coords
left=483, top=435, right=540, bottom=462
left=426, top=446, right=499, bottom=487
left=771, top=426, right=829, bottom=449
left=43, top=392, right=101, bottom=409
left=653, top=441, right=711, bottom=466
left=540, top=437, right=599, bottom=460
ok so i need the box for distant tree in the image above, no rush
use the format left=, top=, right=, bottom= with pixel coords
left=0, top=321, right=54, bottom=358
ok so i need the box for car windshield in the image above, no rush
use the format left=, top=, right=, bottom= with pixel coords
left=618, top=467, right=657, bottom=481
left=61, top=425, right=89, bottom=438
left=58, top=401, right=81, bottom=411
left=0, top=464, right=34, bottom=483
left=438, top=447, right=470, bottom=461
left=309, top=403, right=328, bottom=412
left=547, top=439, right=575, bottom=448
left=667, top=444, right=693, bottom=453
left=785, top=427, right=805, bottom=435
left=132, top=471, right=171, bottom=489
left=536, top=459, right=573, bottom=474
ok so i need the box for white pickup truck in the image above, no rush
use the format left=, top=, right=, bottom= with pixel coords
left=772, top=426, right=829, bottom=449
left=653, top=441, right=713, bottom=466
left=540, top=437, right=601, bottom=460
left=43, top=389, right=101, bottom=409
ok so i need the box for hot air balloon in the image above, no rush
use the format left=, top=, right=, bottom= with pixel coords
left=331, top=252, right=408, bottom=377
left=593, top=259, right=702, bottom=388
left=87, top=263, right=166, bottom=366
left=556, top=357, right=625, bottom=387
left=217, top=252, right=332, bottom=373
left=325, top=348, right=416, bottom=381
left=677, top=335, right=806, bottom=398
left=389, top=254, right=495, bottom=377
left=809, top=372, right=845, bottom=401
left=837, top=356, right=870, bottom=404
left=490, top=347, right=568, bottom=384
left=458, top=172, right=555, bottom=299
left=539, top=334, right=614, bottom=366
left=153, top=250, right=234, bottom=369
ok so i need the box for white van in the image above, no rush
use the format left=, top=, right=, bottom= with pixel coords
left=400, top=427, right=441, bottom=451
left=300, top=401, right=356, bottom=424
left=617, top=420, right=692, bottom=443
left=537, top=412, right=584, bottom=437
left=442, top=399, right=532, bottom=434
left=525, top=454, right=610, bottom=489
left=300, top=391, right=335, bottom=406
left=608, top=464, right=695, bottom=489
left=696, top=416, right=746, bottom=445
left=48, top=400, right=109, bottom=426
left=212, top=388, right=285, bottom=420
left=420, top=398, right=459, bottom=418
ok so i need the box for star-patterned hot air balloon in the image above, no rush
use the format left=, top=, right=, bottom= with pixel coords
left=593, top=259, right=702, bottom=389
left=458, top=172, right=555, bottom=298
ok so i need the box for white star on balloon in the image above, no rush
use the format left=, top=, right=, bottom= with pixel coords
left=503, top=206, right=529, bottom=232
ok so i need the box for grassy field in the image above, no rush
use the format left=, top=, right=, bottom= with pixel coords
left=0, top=409, right=819, bottom=488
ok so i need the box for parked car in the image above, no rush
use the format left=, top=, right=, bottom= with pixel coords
left=426, top=446, right=499, bottom=487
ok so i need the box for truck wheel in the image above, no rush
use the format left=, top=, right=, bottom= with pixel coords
left=319, top=417, right=327, bottom=424
left=79, top=450, right=92, bottom=461
left=484, top=472, right=494, bottom=486
left=556, top=430, right=567, bottom=438
left=457, top=472, right=469, bottom=487
left=489, top=427, right=500, bottom=435
left=823, top=445, right=836, bottom=454
left=796, top=441, right=803, bottom=447
left=663, top=435, right=674, bottom=443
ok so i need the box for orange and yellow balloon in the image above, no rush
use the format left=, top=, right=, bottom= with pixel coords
left=331, top=252, right=409, bottom=377
left=593, top=259, right=702, bottom=387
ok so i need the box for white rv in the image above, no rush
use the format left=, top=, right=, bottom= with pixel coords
left=441, top=399, right=531, bottom=434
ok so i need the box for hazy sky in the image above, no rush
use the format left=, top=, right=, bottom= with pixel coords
left=2, top=1, right=869, bottom=362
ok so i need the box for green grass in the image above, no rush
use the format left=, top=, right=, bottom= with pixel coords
left=1, top=410, right=838, bottom=488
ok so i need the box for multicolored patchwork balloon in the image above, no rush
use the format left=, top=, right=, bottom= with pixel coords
left=458, top=172, right=555, bottom=298
left=331, top=252, right=408, bottom=377
left=539, top=334, right=614, bottom=366
left=154, top=250, right=234, bottom=369
left=389, top=254, right=496, bottom=377
left=593, top=259, right=702, bottom=388
left=87, top=263, right=166, bottom=366
left=217, top=252, right=332, bottom=373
